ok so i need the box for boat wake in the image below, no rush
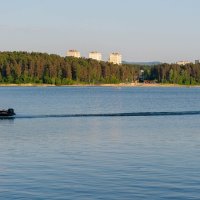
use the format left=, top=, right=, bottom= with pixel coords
left=15, top=111, right=200, bottom=119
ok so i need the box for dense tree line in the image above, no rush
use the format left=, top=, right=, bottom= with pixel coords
left=144, top=63, right=200, bottom=85
left=0, top=52, right=200, bottom=85
left=0, top=52, right=139, bottom=85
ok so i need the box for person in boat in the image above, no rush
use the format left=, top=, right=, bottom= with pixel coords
left=0, top=108, right=15, bottom=116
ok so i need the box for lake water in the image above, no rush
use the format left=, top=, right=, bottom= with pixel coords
left=0, top=87, right=200, bottom=199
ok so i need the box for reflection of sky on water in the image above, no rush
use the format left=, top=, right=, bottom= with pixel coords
left=1, top=87, right=200, bottom=116
left=0, top=118, right=15, bottom=125
left=1, top=87, right=200, bottom=199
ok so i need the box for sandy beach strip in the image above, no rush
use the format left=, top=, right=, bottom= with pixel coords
left=0, top=83, right=199, bottom=87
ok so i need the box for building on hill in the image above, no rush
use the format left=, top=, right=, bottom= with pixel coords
left=109, top=53, right=122, bottom=65
left=176, top=61, right=191, bottom=65
left=89, top=51, right=102, bottom=61
left=67, top=50, right=81, bottom=58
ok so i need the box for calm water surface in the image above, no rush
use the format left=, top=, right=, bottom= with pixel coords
left=0, top=87, right=200, bottom=199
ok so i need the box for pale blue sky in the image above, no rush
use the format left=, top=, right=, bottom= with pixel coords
left=0, top=0, right=199, bottom=62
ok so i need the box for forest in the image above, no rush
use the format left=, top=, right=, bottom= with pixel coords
left=143, top=63, right=200, bottom=85
left=0, top=52, right=139, bottom=85
left=0, top=51, right=200, bottom=85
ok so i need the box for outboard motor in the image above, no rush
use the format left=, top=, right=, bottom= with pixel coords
left=8, top=108, right=15, bottom=116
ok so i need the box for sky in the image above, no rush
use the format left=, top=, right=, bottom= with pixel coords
left=0, top=0, right=199, bottom=63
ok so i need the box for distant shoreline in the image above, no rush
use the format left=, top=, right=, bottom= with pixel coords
left=0, top=83, right=200, bottom=88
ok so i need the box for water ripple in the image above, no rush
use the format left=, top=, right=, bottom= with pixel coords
left=13, top=111, right=200, bottom=119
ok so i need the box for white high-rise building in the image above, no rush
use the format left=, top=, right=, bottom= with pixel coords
left=109, top=53, right=122, bottom=65
left=67, top=50, right=81, bottom=58
left=89, top=51, right=102, bottom=61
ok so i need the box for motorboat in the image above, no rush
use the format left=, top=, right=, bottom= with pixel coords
left=0, top=108, right=16, bottom=118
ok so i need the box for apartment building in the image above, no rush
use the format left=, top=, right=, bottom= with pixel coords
left=89, top=51, right=102, bottom=61
left=67, top=50, right=81, bottom=58
left=109, top=53, right=122, bottom=65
